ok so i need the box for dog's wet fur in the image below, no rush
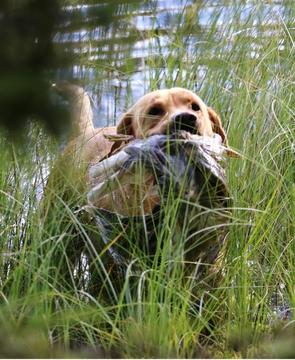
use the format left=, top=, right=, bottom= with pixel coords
left=44, top=83, right=236, bottom=300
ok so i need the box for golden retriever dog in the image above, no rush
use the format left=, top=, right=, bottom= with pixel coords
left=57, top=83, right=232, bottom=166
left=44, top=82, right=236, bottom=294
left=48, top=82, right=235, bottom=202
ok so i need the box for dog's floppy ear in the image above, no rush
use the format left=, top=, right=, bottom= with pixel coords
left=207, top=107, right=227, bottom=144
left=117, top=113, right=134, bottom=135
left=207, top=107, right=240, bottom=158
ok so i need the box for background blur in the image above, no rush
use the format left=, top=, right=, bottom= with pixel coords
left=1, top=0, right=293, bottom=132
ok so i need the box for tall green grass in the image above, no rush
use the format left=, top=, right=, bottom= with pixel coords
left=0, top=2, right=294, bottom=358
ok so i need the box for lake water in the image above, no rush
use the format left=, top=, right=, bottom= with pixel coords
left=54, top=0, right=289, bottom=127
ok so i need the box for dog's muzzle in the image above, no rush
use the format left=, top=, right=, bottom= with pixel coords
left=169, top=112, right=197, bottom=134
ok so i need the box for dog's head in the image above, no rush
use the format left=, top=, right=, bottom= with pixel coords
left=117, top=87, right=231, bottom=147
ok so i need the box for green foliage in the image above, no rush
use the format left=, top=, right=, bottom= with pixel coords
left=0, top=1, right=294, bottom=358
left=0, top=0, right=143, bottom=137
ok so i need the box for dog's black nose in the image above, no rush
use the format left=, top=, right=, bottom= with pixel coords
left=170, top=112, right=197, bottom=133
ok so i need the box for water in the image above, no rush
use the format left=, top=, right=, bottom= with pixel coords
left=54, top=1, right=289, bottom=126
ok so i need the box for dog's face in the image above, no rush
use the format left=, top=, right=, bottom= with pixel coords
left=117, top=87, right=228, bottom=145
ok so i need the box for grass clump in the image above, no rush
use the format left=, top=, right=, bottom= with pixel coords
left=0, top=1, right=294, bottom=358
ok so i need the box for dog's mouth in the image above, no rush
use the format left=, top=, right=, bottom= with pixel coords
left=166, top=122, right=199, bottom=137
left=170, top=122, right=198, bottom=134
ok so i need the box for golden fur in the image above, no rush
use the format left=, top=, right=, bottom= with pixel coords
left=46, top=84, right=236, bottom=217
left=57, top=85, right=233, bottom=169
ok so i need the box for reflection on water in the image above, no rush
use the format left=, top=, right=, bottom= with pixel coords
left=54, top=0, right=289, bottom=127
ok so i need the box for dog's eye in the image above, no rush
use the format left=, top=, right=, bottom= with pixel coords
left=191, top=102, right=200, bottom=111
left=147, top=106, right=164, bottom=117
